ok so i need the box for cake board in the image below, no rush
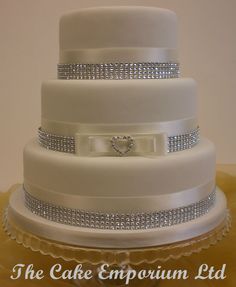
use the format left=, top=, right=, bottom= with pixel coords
left=1, top=181, right=232, bottom=287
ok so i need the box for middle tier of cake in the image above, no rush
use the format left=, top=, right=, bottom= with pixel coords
left=41, top=78, right=197, bottom=136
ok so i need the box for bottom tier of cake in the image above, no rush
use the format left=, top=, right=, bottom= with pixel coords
left=8, top=187, right=227, bottom=248
left=23, top=138, right=215, bottom=213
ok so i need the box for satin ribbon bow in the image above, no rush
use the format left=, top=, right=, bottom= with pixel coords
left=75, top=132, right=167, bottom=156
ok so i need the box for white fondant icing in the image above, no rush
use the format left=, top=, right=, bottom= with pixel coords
left=23, top=138, right=215, bottom=212
left=41, top=78, right=197, bottom=134
left=59, top=7, right=178, bottom=63
left=8, top=187, right=227, bottom=248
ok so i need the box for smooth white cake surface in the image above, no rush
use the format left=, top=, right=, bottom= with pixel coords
left=59, top=6, right=178, bottom=63
left=42, top=78, right=197, bottom=135
left=8, top=187, right=227, bottom=248
left=23, top=138, right=215, bottom=213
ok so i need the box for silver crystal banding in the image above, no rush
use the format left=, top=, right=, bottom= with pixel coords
left=38, top=127, right=199, bottom=154
left=38, top=128, right=76, bottom=153
left=57, top=62, right=180, bottom=80
left=24, top=189, right=216, bottom=230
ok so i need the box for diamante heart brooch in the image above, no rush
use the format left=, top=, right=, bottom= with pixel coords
left=110, top=135, right=135, bottom=156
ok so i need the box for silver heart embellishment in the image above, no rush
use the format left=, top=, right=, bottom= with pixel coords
left=110, top=135, right=135, bottom=156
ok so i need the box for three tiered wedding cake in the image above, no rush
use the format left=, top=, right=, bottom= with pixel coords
left=8, top=6, right=227, bottom=248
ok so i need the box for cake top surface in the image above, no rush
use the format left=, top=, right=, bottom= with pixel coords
left=59, top=6, right=178, bottom=63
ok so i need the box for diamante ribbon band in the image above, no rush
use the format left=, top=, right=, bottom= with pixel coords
left=57, top=62, right=180, bottom=80
left=38, top=126, right=199, bottom=156
left=24, top=189, right=216, bottom=230
left=23, top=180, right=215, bottom=213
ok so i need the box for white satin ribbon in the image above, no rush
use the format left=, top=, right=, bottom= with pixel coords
left=60, top=47, right=178, bottom=63
left=24, top=180, right=215, bottom=213
left=75, top=132, right=167, bottom=156
left=41, top=118, right=198, bottom=137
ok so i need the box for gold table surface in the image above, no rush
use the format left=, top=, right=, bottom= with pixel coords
left=0, top=165, right=236, bottom=287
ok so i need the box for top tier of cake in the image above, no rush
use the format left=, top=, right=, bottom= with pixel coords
left=59, top=6, right=178, bottom=63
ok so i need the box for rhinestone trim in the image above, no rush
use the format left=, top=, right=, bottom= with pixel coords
left=168, top=127, right=200, bottom=153
left=24, top=189, right=216, bottom=230
left=111, top=135, right=135, bottom=156
left=38, top=127, right=199, bottom=154
left=38, top=128, right=75, bottom=153
left=57, top=62, right=180, bottom=80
